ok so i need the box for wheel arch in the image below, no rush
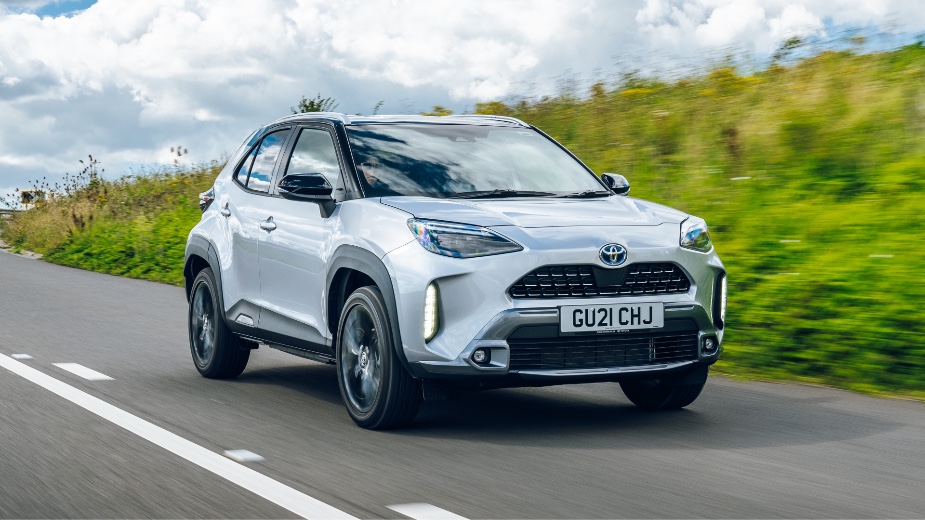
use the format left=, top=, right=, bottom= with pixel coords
left=184, top=236, right=223, bottom=305
left=327, top=245, right=414, bottom=374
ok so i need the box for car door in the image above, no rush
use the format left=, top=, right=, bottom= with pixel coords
left=215, top=128, right=291, bottom=325
left=257, top=125, right=346, bottom=352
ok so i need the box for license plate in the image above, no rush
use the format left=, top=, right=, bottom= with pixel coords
left=560, top=302, right=664, bottom=333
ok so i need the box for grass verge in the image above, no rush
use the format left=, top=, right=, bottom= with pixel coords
left=3, top=45, right=924, bottom=398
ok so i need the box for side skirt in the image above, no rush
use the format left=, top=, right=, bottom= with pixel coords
left=235, top=334, right=336, bottom=365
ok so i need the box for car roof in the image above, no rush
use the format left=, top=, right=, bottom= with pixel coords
left=268, top=112, right=530, bottom=128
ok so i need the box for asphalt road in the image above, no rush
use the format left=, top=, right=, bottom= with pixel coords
left=1, top=250, right=924, bottom=519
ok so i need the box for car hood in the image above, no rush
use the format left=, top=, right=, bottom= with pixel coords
left=380, top=196, right=688, bottom=228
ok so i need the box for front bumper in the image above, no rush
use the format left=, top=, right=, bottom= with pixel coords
left=411, top=304, right=721, bottom=383
left=382, top=223, right=725, bottom=383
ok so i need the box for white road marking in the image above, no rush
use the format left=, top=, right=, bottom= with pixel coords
left=0, top=353, right=356, bottom=520
left=224, top=449, right=265, bottom=463
left=11, top=354, right=32, bottom=360
left=388, top=503, right=469, bottom=520
left=730, top=176, right=752, bottom=181
left=52, top=363, right=114, bottom=381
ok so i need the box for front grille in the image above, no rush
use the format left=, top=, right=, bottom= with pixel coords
left=508, top=263, right=691, bottom=299
left=507, top=323, right=699, bottom=371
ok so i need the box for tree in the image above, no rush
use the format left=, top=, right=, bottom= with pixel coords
left=421, top=105, right=453, bottom=116
left=292, top=93, right=339, bottom=114
left=474, top=101, right=510, bottom=115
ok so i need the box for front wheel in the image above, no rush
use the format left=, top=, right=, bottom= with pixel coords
left=188, top=268, right=250, bottom=379
left=620, top=378, right=705, bottom=410
left=336, top=286, right=421, bottom=429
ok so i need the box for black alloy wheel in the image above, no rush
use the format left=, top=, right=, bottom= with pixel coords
left=336, top=286, right=421, bottom=429
left=188, top=267, right=250, bottom=378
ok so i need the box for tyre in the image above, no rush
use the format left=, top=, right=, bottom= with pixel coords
left=188, top=267, right=250, bottom=379
left=336, top=286, right=421, bottom=429
left=620, top=378, right=705, bottom=410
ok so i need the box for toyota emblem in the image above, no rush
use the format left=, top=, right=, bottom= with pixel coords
left=599, top=244, right=627, bottom=266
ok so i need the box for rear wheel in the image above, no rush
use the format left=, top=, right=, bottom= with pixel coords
left=620, top=378, right=705, bottom=410
left=336, top=286, right=421, bottom=429
left=188, top=268, right=250, bottom=378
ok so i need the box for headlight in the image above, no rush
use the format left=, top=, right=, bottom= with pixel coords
left=407, top=219, right=523, bottom=258
left=680, top=217, right=713, bottom=253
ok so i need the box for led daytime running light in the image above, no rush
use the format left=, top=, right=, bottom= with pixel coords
left=423, top=283, right=438, bottom=342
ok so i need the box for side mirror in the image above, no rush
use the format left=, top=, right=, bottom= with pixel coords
left=601, top=173, right=630, bottom=196
left=278, top=173, right=336, bottom=217
left=278, top=173, right=334, bottom=200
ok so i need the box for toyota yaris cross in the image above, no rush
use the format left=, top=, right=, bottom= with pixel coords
left=185, top=113, right=727, bottom=429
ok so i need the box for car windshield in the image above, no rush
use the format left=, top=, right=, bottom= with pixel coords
left=347, top=124, right=607, bottom=198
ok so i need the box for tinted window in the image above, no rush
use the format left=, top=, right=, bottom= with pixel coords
left=346, top=125, right=603, bottom=197
left=247, top=130, right=289, bottom=193
left=285, top=128, right=341, bottom=186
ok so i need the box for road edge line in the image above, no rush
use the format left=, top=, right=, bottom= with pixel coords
left=0, top=353, right=357, bottom=520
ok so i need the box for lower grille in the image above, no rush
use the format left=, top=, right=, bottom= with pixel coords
left=507, top=324, right=699, bottom=371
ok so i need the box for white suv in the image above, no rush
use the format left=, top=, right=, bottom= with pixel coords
left=185, top=113, right=727, bottom=429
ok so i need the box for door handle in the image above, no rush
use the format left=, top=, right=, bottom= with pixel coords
left=260, top=217, right=277, bottom=232
left=220, top=203, right=231, bottom=217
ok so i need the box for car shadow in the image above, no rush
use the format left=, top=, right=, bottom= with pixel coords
left=234, top=364, right=904, bottom=451
left=398, top=382, right=905, bottom=451
left=235, top=363, right=343, bottom=406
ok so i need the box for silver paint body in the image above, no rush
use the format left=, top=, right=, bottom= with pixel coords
left=188, top=114, right=725, bottom=380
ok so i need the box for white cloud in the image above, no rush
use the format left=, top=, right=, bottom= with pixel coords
left=693, top=1, right=768, bottom=47
left=635, top=0, right=923, bottom=56
left=0, top=0, right=922, bottom=204
left=0, top=0, right=630, bottom=178
left=769, top=4, right=825, bottom=42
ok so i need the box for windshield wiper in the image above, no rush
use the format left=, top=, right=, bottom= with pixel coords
left=452, top=189, right=556, bottom=199
left=557, top=190, right=612, bottom=199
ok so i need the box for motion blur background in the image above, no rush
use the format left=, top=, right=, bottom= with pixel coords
left=1, top=0, right=923, bottom=397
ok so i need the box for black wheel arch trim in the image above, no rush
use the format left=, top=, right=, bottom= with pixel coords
left=184, top=235, right=223, bottom=311
left=326, top=245, right=417, bottom=376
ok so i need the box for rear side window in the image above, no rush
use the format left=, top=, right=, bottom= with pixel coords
left=284, top=128, right=341, bottom=187
left=234, top=129, right=289, bottom=193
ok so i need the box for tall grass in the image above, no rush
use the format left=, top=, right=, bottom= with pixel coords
left=478, top=43, right=925, bottom=396
left=3, top=44, right=924, bottom=396
left=2, top=161, right=219, bottom=285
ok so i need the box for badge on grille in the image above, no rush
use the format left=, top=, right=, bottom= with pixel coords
left=599, top=244, right=627, bottom=266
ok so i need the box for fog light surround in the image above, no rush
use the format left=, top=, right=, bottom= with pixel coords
left=423, top=283, right=439, bottom=342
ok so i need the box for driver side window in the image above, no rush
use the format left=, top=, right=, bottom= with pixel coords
left=284, top=128, right=342, bottom=188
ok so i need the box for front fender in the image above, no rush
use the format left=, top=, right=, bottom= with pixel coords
left=327, top=245, right=418, bottom=376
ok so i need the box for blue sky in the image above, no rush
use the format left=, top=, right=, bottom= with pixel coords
left=31, top=0, right=96, bottom=17
left=1, top=0, right=97, bottom=17
left=0, top=0, right=923, bottom=206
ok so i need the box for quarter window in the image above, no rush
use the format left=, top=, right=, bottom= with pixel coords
left=234, top=148, right=256, bottom=186
left=284, top=128, right=341, bottom=187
